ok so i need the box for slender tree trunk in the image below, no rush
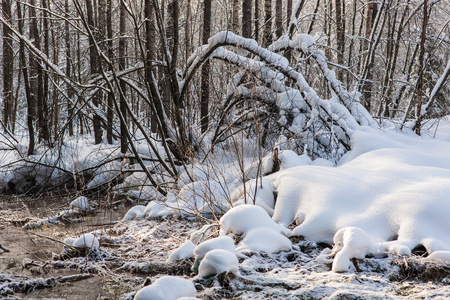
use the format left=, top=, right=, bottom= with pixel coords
left=2, top=0, right=13, bottom=132
left=232, top=0, right=239, bottom=33
left=119, top=0, right=128, bottom=153
left=41, top=0, right=50, bottom=141
left=264, top=0, right=272, bottom=47
left=145, top=0, right=158, bottom=133
left=200, top=0, right=212, bottom=133
left=86, top=0, right=103, bottom=144
left=255, top=0, right=260, bottom=42
left=106, top=0, right=113, bottom=143
left=17, top=2, right=35, bottom=155
left=415, top=0, right=428, bottom=135
left=275, top=0, right=282, bottom=38
left=242, top=0, right=252, bottom=38
left=361, top=0, right=378, bottom=111
left=65, top=0, right=74, bottom=136
left=335, top=0, right=345, bottom=81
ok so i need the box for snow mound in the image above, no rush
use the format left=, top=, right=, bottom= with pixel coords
left=269, top=127, right=450, bottom=258
left=134, top=276, right=196, bottom=300
left=236, top=227, right=292, bottom=254
left=425, top=251, right=450, bottom=264
left=331, top=227, right=375, bottom=272
left=231, top=179, right=275, bottom=216
left=198, top=249, right=239, bottom=278
left=220, top=205, right=291, bottom=237
left=194, top=236, right=235, bottom=259
left=144, top=199, right=173, bottom=218
left=70, top=196, right=90, bottom=211
left=167, top=240, right=196, bottom=262
left=122, top=205, right=146, bottom=221
left=69, top=233, right=99, bottom=250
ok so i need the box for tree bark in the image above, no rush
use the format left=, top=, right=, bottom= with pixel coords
left=17, top=2, right=35, bottom=155
left=106, top=0, right=113, bottom=143
left=85, top=0, right=103, bottom=144
left=264, top=0, right=272, bottom=47
left=242, top=0, right=252, bottom=38
left=119, top=0, right=128, bottom=153
left=65, top=0, right=74, bottom=136
left=201, top=0, right=212, bottom=133
left=2, top=0, right=13, bottom=132
left=335, top=0, right=345, bottom=82
left=255, top=0, right=260, bottom=42
left=275, top=0, right=282, bottom=38
left=415, top=0, right=428, bottom=135
left=232, top=0, right=239, bottom=33
left=145, top=0, right=159, bottom=133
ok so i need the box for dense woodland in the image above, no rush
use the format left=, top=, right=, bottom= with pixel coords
left=0, top=0, right=449, bottom=194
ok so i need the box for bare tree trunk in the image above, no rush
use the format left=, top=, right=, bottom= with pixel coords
left=232, top=0, right=239, bottom=33
left=415, top=0, right=428, bottom=135
left=17, top=2, right=35, bottom=155
left=360, top=0, right=378, bottom=111
left=264, top=0, right=272, bottom=47
left=65, top=0, right=74, bottom=136
left=200, top=0, right=212, bottom=133
left=255, top=0, right=260, bottom=42
left=2, top=0, right=13, bottom=132
left=85, top=0, right=103, bottom=144
left=119, top=0, right=128, bottom=153
left=275, top=0, right=282, bottom=38
left=106, top=0, right=113, bottom=143
left=242, top=0, right=252, bottom=38
left=42, top=0, right=50, bottom=141
left=335, top=0, right=345, bottom=81
left=145, top=0, right=159, bottom=133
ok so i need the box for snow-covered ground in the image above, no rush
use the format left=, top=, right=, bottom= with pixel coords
left=2, top=117, right=450, bottom=298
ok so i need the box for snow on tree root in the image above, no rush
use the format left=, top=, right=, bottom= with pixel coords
left=134, top=276, right=196, bottom=300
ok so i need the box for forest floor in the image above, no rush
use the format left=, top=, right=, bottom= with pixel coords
left=2, top=195, right=450, bottom=300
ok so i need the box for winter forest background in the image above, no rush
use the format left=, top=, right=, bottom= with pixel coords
left=1, top=0, right=449, bottom=184
left=1, top=0, right=450, bottom=298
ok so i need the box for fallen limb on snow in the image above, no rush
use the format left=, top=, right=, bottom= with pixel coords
left=0, top=274, right=92, bottom=296
left=0, top=243, right=10, bottom=252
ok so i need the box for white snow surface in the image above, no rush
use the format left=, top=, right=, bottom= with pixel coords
left=134, top=276, right=196, bottom=300
left=167, top=240, right=196, bottom=262
left=267, top=126, right=450, bottom=258
left=198, top=249, right=239, bottom=278
left=193, top=236, right=235, bottom=259
left=220, top=205, right=291, bottom=238
left=122, top=205, right=146, bottom=221
left=70, top=233, right=99, bottom=250
left=236, top=227, right=292, bottom=254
